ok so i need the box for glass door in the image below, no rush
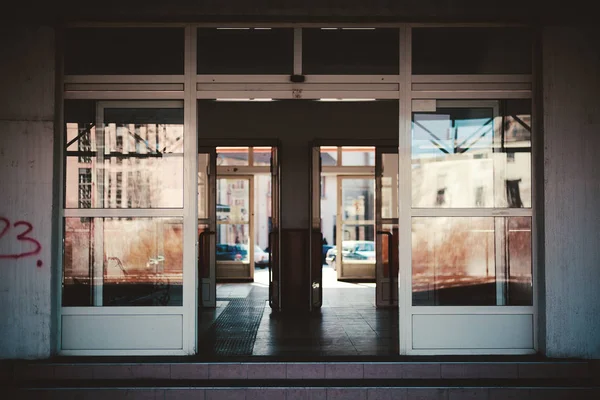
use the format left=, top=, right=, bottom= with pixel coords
left=376, top=148, right=399, bottom=307
left=197, top=148, right=216, bottom=307
left=336, top=176, right=376, bottom=280
left=215, top=176, right=254, bottom=281
left=269, top=146, right=282, bottom=310
left=309, top=145, right=322, bottom=310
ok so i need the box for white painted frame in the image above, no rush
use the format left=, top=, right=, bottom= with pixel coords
left=58, top=22, right=537, bottom=356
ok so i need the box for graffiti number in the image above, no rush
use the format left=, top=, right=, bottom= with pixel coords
left=0, top=217, right=42, bottom=260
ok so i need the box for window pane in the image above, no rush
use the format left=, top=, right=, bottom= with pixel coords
left=303, top=28, right=399, bottom=74
left=65, top=103, right=184, bottom=209
left=253, top=147, right=272, bottom=166
left=412, top=100, right=531, bottom=208
left=341, top=146, right=375, bottom=166
left=197, top=28, right=293, bottom=74
left=320, top=147, right=338, bottom=166
left=62, top=217, right=183, bottom=307
left=412, top=217, right=532, bottom=306
left=412, top=28, right=532, bottom=75
left=65, top=28, right=184, bottom=75
left=216, top=225, right=251, bottom=263
left=217, top=147, right=249, bottom=166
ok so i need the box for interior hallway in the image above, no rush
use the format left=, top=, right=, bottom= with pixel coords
left=198, top=266, right=399, bottom=358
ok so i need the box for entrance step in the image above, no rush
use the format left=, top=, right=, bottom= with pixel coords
left=2, top=360, right=598, bottom=399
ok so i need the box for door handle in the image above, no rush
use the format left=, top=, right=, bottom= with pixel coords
left=377, top=230, right=394, bottom=305
left=198, top=230, right=215, bottom=279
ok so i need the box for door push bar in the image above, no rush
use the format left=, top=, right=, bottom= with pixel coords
left=377, top=230, right=394, bottom=306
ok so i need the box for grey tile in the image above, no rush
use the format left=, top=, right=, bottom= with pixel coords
left=367, top=388, right=407, bottom=400
left=53, top=365, right=94, bottom=380
left=448, top=388, right=489, bottom=400
left=406, top=388, right=448, bottom=400
left=286, top=388, right=327, bottom=400
left=131, top=364, right=171, bottom=379
left=527, top=388, right=583, bottom=400
left=247, top=388, right=287, bottom=400
left=326, top=388, right=367, bottom=400
left=247, top=363, right=287, bottom=379
left=518, top=362, right=589, bottom=379
left=92, top=365, right=134, bottom=380
left=171, top=364, right=209, bottom=380
left=488, top=389, right=525, bottom=400
left=401, top=364, right=441, bottom=379
left=286, top=364, right=325, bottom=379
left=165, top=388, right=206, bottom=400
left=205, top=389, right=247, bottom=400
left=325, top=363, right=364, bottom=379
left=14, top=363, right=55, bottom=380
left=363, top=363, right=402, bottom=379
left=441, top=364, right=517, bottom=379
left=209, top=364, right=248, bottom=379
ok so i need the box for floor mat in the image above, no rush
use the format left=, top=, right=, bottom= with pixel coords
left=199, top=286, right=267, bottom=356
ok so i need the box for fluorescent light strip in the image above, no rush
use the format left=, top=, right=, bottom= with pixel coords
left=216, top=98, right=274, bottom=102
left=318, top=98, right=377, bottom=102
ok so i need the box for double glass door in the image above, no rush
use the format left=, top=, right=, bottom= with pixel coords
left=197, top=146, right=281, bottom=310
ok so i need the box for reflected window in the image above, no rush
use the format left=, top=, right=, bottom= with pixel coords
left=412, top=100, right=531, bottom=208
left=197, top=28, right=293, bottom=74
left=62, top=217, right=183, bottom=307
left=303, top=28, right=399, bottom=74
left=412, top=217, right=532, bottom=306
left=412, top=28, right=532, bottom=75
left=65, top=28, right=184, bottom=75
left=65, top=101, right=185, bottom=209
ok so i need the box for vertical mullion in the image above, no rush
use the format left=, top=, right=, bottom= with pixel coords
left=495, top=217, right=507, bottom=305
left=398, top=24, right=412, bottom=355
left=183, top=24, right=198, bottom=355
left=293, top=28, right=302, bottom=75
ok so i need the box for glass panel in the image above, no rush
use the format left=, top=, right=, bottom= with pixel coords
left=62, top=217, right=183, bottom=307
left=381, top=153, right=398, bottom=219
left=65, top=28, right=184, bottom=75
left=217, top=147, right=249, bottom=166
left=341, top=178, right=375, bottom=222
left=197, top=153, right=210, bottom=219
left=197, top=28, right=293, bottom=74
left=320, top=146, right=338, bottom=166
left=412, top=217, right=532, bottom=306
left=412, top=28, right=532, bottom=75
left=217, top=178, right=250, bottom=224
left=340, top=234, right=376, bottom=264
left=216, top=225, right=250, bottom=263
left=198, top=223, right=211, bottom=279
left=254, top=174, right=272, bottom=258
left=381, top=224, right=399, bottom=279
left=303, top=28, right=399, bottom=74
left=412, top=100, right=531, bottom=208
left=507, top=217, right=533, bottom=305
left=341, top=146, right=375, bottom=166
left=65, top=103, right=184, bottom=208
left=253, top=147, right=272, bottom=166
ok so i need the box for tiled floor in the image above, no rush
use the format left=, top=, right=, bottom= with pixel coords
left=198, top=266, right=398, bottom=358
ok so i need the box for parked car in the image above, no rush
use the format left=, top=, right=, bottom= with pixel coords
left=253, top=245, right=270, bottom=268
left=326, top=240, right=375, bottom=271
left=322, top=244, right=334, bottom=265
left=216, top=243, right=269, bottom=268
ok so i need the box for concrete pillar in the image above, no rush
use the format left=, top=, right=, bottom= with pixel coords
left=0, top=25, right=56, bottom=359
left=543, top=26, right=600, bottom=358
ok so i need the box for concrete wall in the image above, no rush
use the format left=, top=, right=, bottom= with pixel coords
left=0, top=25, right=55, bottom=358
left=543, top=26, right=600, bottom=359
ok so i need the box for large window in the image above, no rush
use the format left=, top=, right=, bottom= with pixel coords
left=411, top=99, right=533, bottom=306
left=63, top=101, right=185, bottom=307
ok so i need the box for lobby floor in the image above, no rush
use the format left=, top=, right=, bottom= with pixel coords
left=198, top=266, right=399, bottom=358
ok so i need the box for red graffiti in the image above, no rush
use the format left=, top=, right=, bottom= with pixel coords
left=0, top=217, right=42, bottom=259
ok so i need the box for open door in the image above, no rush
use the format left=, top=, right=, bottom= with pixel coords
left=309, top=145, right=323, bottom=310
left=376, top=147, right=399, bottom=307
left=198, top=147, right=216, bottom=307
left=268, top=145, right=282, bottom=311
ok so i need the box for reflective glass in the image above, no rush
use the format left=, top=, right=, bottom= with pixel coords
left=412, top=28, right=532, bottom=75
left=65, top=28, right=184, bottom=75
left=341, top=146, right=375, bottom=166
left=62, top=217, right=183, bottom=306
left=65, top=103, right=184, bottom=209
left=197, top=28, right=293, bottom=74
left=412, top=217, right=532, bottom=306
left=412, top=100, right=531, bottom=208
left=217, top=147, right=249, bottom=166
left=320, top=147, right=338, bottom=166
left=253, top=147, right=272, bottom=166
left=303, top=28, right=399, bottom=74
